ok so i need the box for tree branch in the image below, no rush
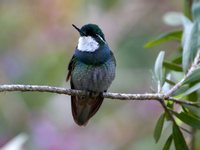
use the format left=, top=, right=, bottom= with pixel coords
left=0, top=84, right=164, bottom=100
left=167, top=97, right=200, bottom=108
left=165, top=50, right=200, bottom=97
left=0, top=84, right=199, bottom=108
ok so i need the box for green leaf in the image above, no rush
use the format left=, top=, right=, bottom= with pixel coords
left=172, top=85, right=189, bottom=97
left=173, top=123, right=189, bottom=150
left=182, top=83, right=200, bottom=96
left=165, top=79, right=176, bottom=86
left=184, top=0, right=192, bottom=19
left=183, top=104, right=200, bottom=118
left=162, top=74, right=172, bottom=92
left=154, top=113, right=165, bottom=143
left=187, top=84, right=198, bottom=102
left=162, top=134, right=173, bottom=150
left=182, top=16, right=199, bottom=73
left=173, top=111, right=200, bottom=129
left=163, top=61, right=183, bottom=72
left=172, top=56, right=182, bottom=64
left=163, top=12, right=182, bottom=26
left=183, top=67, right=200, bottom=84
left=144, top=30, right=182, bottom=48
left=192, top=0, right=200, bottom=22
left=154, top=51, right=165, bottom=90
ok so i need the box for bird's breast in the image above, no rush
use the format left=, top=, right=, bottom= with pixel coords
left=75, top=44, right=110, bottom=65
left=72, top=58, right=115, bottom=92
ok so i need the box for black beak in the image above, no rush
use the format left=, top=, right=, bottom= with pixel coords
left=72, top=24, right=86, bottom=36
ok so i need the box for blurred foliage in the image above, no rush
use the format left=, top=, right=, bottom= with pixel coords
left=146, top=0, right=200, bottom=149
left=87, top=0, right=120, bottom=10
left=17, top=52, right=66, bottom=108
left=117, top=28, right=155, bottom=69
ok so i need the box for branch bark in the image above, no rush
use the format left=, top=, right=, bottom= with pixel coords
left=165, top=50, right=200, bottom=97
left=0, top=84, right=200, bottom=108
left=0, top=84, right=163, bottom=100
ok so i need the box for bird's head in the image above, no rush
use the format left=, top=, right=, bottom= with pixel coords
left=72, top=24, right=106, bottom=52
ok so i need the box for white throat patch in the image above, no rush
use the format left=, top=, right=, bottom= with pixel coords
left=77, top=36, right=99, bottom=52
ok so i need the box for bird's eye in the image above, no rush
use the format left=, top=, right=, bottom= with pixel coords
left=96, top=34, right=105, bottom=43
left=81, top=32, right=87, bottom=36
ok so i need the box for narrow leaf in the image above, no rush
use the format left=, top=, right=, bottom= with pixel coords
left=173, top=111, right=200, bottom=129
left=173, top=123, right=189, bottom=150
left=162, top=74, right=172, bottom=92
left=172, top=85, right=189, bottom=97
left=192, top=0, right=200, bottom=22
left=184, top=0, right=192, bottom=19
left=172, top=56, right=182, bottom=64
left=144, top=30, right=182, bottom=48
left=163, top=12, right=182, bottom=26
left=154, top=113, right=165, bottom=143
left=183, top=104, right=200, bottom=118
left=182, top=82, right=200, bottom=96
left=183, top=67, right=200, bottom=84
left=165, top=79, right=175, bottom=85
left=162, top=134, right=173, bottom=150
left=182, top=16, right=199, bottom=73
left=163, top=61, right=183, bottom=72
left=154, top=51, right=165, bottom=90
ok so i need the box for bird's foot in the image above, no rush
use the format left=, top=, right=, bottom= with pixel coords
left=89, top=91, right=99, bottom=98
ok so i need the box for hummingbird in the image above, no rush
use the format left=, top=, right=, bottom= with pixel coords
left=67, top=23, right=116, bottom=126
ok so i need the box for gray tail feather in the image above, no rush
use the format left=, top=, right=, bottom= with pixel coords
left=71, top=94, right=103, bottom=126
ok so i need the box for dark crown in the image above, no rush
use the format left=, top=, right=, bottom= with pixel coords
left=80, top=24, right=105, bottom=41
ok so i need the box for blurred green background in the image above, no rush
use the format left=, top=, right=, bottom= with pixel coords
left=0, top=0, right=182, bottom=150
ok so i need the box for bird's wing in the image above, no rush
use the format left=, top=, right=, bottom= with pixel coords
left=67, top=54, right=104, bottom=126
left=71, top=93, right=104, bottom=126
left=66, top=55, right=76, bottom=81
left=110, top=50, right=116, bottom=66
